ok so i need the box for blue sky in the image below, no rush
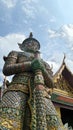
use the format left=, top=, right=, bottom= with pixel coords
left=0, top=0, right=73, bottom=85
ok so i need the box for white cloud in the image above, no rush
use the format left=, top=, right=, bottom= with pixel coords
left=48, top=29, right=61, bottom=38
left=21, top=0, right=49, bottom=20
left=47, top=60, right=59, bottom=74
left=48, top=24, right=73, bottom=50
left=21, top=0, right=38, bottom=19
left=66, top=59, right=73, bottom=74
left=0, top=33, right=26, bottom=83
left=23, top=0, right=38, bottom=4
left=22, top=5, right=36, bottom=19
left=48, top=24, right=73, bottom=38
left=62, top=24, right=73, bottom=50
left=0, top=33, right=25, bottom=52
left=61, top=24, right=73, bottom=41
left=48, top=26, right=66, bottom=38
left=46, top=56, right=73, bottom=75
left=1, top=0, right=17, bottom=8
left=47, top=24, right=73, bottom=74
left=0, top=33, right=25, bottom=60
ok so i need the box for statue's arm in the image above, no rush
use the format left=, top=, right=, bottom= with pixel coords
left=3, top=51, right=31, bottom=76
left=31, top=58, right=54, bottom=88
left=42, top=68, right=54, bottom=88
left=42, top=61, right=54, bottom=88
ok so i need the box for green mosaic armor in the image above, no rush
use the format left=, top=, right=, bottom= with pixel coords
left=28, top=70, right=64, bottom=130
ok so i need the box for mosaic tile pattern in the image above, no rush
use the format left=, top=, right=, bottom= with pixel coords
left=1, top=43, right=65, bottom=130
left=0, top=90, right=30, bottom=130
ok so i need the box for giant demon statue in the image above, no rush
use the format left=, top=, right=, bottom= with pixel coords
left=0, top=33, right=65, bottom=130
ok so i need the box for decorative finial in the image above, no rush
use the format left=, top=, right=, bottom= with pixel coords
left=63, top=53, right=66, bottom=63
left=29, top=32, right=33, bottom=38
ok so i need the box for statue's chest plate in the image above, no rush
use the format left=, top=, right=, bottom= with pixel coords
left=17, top=52, right=33, bottom=63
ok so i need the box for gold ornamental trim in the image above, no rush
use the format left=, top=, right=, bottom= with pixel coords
left=53, top=88, right=73, bottom=98
left=0, top=117, right=22, bottom=130
left=3, top=84, right=29, bottom=94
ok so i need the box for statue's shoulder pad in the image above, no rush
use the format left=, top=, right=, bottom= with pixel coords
left=8, top=50, right=18, bottom=56
left=3, top=51, right=18, bottom=61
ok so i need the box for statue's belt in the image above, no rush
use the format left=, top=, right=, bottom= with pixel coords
left=3, top=84, right=29, bottom=94
left=3, top=83, right=50, bottom=99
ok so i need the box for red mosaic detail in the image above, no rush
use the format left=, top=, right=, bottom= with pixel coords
left=36, top=85, right=44, bottom=90
left=57, top=96, right=73, bottom=104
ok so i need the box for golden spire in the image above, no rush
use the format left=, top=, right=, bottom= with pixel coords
left=63, top=53, right=66, bottom=63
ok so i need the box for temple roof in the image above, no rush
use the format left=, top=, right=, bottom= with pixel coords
left=52, top=55, right=73, bottom=108
left=53, top=55, right=73, bottom=88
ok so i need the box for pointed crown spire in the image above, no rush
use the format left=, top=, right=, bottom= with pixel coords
left=29, top=32, right=33, bottom=38
left=18, top=32, right=40, bottom=53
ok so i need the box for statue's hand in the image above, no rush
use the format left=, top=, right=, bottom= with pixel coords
left=31, top=59, right=45, bottom=73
